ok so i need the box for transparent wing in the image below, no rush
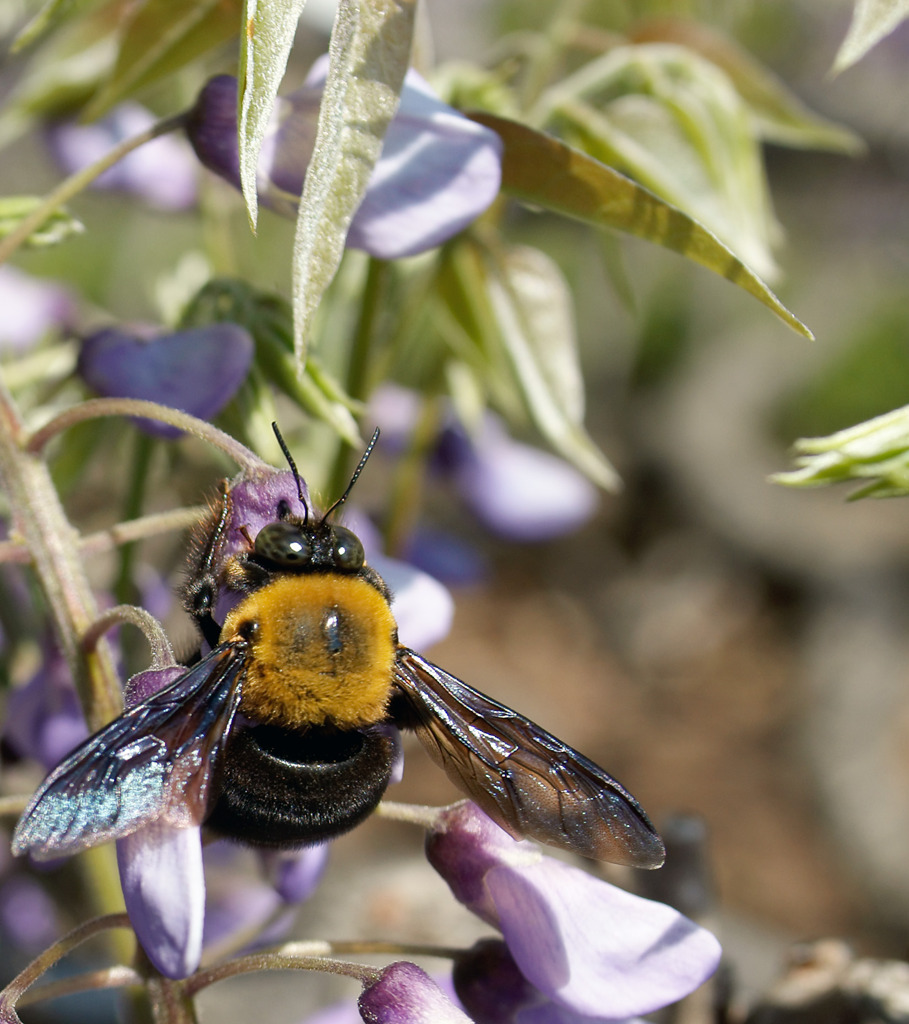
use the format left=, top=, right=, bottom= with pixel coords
left=12, top=642, right=247, bottom=860
left=393, top=648, right=665, bottom=868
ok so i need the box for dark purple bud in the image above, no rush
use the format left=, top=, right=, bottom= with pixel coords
left=185, top=76, right=242, bottom=191
left=77, top=323, right=253, bottom=438
left=358, top=962, right=471, bottom=1023
left=123, top=665, right=186, bottom=708
left=453, top=939, right=541, bottom=1024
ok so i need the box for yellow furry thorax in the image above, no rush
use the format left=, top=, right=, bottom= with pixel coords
left=221, top=573, right=397, bottom=729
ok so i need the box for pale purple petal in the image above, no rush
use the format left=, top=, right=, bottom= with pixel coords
left=78, top=323, right=253, bottom=438
left=402, top=527, right=487, bottom=586
left=117, top=823, right=205, bottom=979
left=0, top=266, right=74, bottom=352
left=262, top=844, right=331, bottom=904
left=303, top=59, right=502, bottom=259
left=300, top=1003, right=363, bottom=1024
left=50, top=103, right=197, bottom=210
left=488, top=858, right=720, bottom=1018
left=455, top=418, right=598, bottom=541
left=368, top=383, right=421, bottom=447
left=358, top=962, right=472, bottom=1024
left=454, top=939, right=649, bottom=1024
left=427, top=803, right=720, bottom=1020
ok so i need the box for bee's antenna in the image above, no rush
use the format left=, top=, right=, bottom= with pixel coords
left=324, top=428, right=380, bottom=521
left=271, top=422, right=309, bottom=522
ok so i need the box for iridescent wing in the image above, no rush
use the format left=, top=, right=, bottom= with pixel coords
left=393, top=648, right=665, bottom=868
left=12, top=642, right=247, bottom=860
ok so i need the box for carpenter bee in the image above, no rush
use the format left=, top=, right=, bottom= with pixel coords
left=12, top=430, right=665, bottom=869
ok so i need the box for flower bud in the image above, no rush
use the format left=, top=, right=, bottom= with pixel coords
left=358, top=962, right=471, bottom=1023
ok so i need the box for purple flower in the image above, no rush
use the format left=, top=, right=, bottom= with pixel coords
left=371, top=386, right=599, bottom=545
left=426, top=803, right=722, bottom=1021
left=186, top=60, right=502, bottom=259
left=0, top=266, right=75, bottom=352
left=359, top=963, right=473, bottom=1024
left=49, top=102, right=197, bottom=210
left=77, top=323, right=254, bottom=437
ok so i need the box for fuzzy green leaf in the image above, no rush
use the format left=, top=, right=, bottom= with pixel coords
left=484, top=244, right=621, bottom=490
left=291, top=0, right=417, bottom=365
left=540, top=45, right=780, bottom=282
left=238, top=0, right=308, bottom=230
left=471, top=112, right=811, bottom=339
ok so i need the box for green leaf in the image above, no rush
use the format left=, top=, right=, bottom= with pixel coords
left=0, top=196, right=84, bottom=247
left=834, top=0, right=909, bottom=72
left=630, top=18, right=864, bottom=153
left=484, top=243, right=621, bottom=490
left=540, top=44, right=780, bottom=282
left=773, top=404, right=909, bottom=499
left=470, top=112, right=812, bottom=339
left=84, top=0, right=242, bottom=120
left=291, top=0, right=417, bottom=365
left=237, top=0, right=308, bottom=231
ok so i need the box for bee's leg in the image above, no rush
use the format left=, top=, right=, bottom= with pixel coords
left=185, top=574, right=223, bottom=649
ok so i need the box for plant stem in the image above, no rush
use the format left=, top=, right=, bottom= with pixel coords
left=26, top=398, right=267, bottom=473
left=18, top=966, right=143, bottom=1009
left=0, top=380, right=122, bottom=728
left=0, top=913, right=131, bottom=1011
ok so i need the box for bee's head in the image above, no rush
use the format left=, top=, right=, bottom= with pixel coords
left=252, top=519, right=365, bottom=573
left=254, top=423, right=378, bottom=574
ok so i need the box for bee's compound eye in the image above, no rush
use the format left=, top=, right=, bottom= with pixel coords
left=254, top=521, right=313, bottom=567
left=330, top=526, right=365, bottom=571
